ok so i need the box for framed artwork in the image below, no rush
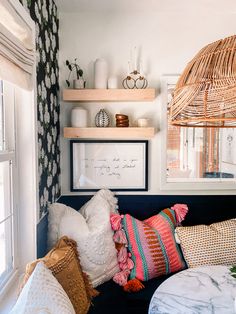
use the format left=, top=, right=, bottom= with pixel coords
left=70, top=140, right=148, bottom=191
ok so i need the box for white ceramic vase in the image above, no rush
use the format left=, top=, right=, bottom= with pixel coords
left=94, top=58, right=108, bottom=89
left=71, top=107, right=88, bottom=127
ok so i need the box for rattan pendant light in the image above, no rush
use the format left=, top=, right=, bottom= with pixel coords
left=169, top=35, right=236, bottom=127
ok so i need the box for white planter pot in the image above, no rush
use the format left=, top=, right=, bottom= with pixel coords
left=73, top=79, right=85, bottom=89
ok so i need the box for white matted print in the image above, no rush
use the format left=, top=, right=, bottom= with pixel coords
left=70, top=140, right=148, bottom=191
left=222, top=128, right=236, bottom=164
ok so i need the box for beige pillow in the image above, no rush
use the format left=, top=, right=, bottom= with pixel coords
left=176, top=219, right=236, bottom=268
left=21, top=236, right=99, bottom=314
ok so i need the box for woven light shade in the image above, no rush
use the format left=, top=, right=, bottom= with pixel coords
left=169, top=35, right=236, bottom=127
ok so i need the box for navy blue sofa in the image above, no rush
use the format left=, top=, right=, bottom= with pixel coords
left=37, top=194, right=236, bottom=314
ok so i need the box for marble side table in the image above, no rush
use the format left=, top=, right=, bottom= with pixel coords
left=148, top=265, right=236, bottom=314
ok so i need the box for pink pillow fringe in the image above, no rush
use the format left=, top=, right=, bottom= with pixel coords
left=110, top=213, right=134, bottom=287
left=171, top=203, right=189, bottom=224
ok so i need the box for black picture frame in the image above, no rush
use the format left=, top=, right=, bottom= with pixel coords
left=70, top=139, right=148, bottom=192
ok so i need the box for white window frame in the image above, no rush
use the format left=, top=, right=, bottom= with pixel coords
left=0, top=0, right=38, bottom=302
left=0, top=81, right=18, bottom=293
left=160, top=74, right=236, bottom=191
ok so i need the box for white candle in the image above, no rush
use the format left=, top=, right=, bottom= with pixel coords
left=139, top=59, right=143, bottom=75
left=130, top=49, right=133, bottom=71
left=127, top=61, right=131, bottom=75
left=108, top=76, right=118, bottom=89
left=134, top=46, right=137, bottom=70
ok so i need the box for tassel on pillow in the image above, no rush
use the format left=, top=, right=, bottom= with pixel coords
left=110, top=213, right=124, bottom=231
left=123, top=278, right=145, bottom=292
left=113, top=229, right=127, bottom=245
left=113, top=269, right=130, bottom=286
left=120, top=257, right=134, bottom=271
left=171, top=203, right=189, bottom=224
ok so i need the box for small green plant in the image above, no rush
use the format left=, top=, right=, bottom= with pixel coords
left=230, top=265, right=236, bottom=279
left=65, top=58, right=84, bottom=87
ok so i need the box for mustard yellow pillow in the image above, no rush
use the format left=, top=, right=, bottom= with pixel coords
left=176, top=219, right=236, bottom=268
left=21, top=236, right=98, bottom=314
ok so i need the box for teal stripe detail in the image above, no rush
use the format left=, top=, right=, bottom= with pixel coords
left=123, top=215, right=149, bottom=280
left=131, top=216, right=149, bottom=280
left=159, top=210, right=175, bottom=231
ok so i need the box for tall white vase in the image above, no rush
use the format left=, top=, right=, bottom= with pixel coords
left=94, top=58, right=108, bottom=89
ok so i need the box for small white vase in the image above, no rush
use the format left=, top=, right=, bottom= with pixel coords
left=94, top=58, right=108, bottom=89
left=137, top=118, right=150, bottom=127
left=71, top=107, right=88, bottom=127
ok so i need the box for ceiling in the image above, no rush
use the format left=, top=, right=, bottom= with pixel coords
left=54, top=0, right=236, bottom=13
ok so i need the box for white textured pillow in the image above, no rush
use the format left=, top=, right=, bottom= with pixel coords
left=10, top=262, right=75, bottom=314
left=48, top=189, right=119, bottom=287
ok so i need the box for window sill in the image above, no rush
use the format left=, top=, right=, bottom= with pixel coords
left=0, top=271, right=19, bottom=313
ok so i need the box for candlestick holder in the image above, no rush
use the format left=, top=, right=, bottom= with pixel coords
left=122, top=70, right=148, bottom=89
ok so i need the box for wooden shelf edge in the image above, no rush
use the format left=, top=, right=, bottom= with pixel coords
left=63, top=127, right=156, bottom=139
left=63, top=88, right=156, bottom=102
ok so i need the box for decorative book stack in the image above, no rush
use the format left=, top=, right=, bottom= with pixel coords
left=116, top=114, right=129, bottom=127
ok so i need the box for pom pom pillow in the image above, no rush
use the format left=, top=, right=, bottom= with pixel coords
left=48, top=189, right=119, bottom=287
left=175, top=218, right=236, bottom=268
left=111, top=204, right=188, bottom=291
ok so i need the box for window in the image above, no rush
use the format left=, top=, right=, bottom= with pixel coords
left=0, top=80, right=17, bottom=290
left=0, top=0, right=37, bottom=300
left=161, top=75, right=236, bottom=190
left=0, top=78, right=37, bottom=298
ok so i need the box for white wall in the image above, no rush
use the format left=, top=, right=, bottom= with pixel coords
left=59, top=4, right=236, bottom=195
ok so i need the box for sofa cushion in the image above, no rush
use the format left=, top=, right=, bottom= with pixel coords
left=88, top=274, right=172, bottom=314
left=125, top=274, right=172, bottom=314
left=176, top=218, right=236, bottom=268
left=88, top=280, right=128, bottom=314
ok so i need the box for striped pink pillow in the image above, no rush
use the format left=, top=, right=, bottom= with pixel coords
left=111, top=204, right=188, bottom=289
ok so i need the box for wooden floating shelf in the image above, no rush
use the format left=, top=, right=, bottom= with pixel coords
left=64, top=127, right=155, bottom=139
left=63, top=88, right=156, bottom=102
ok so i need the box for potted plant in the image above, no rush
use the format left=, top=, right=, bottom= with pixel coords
left=65, top=58, right=86, bottom=89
